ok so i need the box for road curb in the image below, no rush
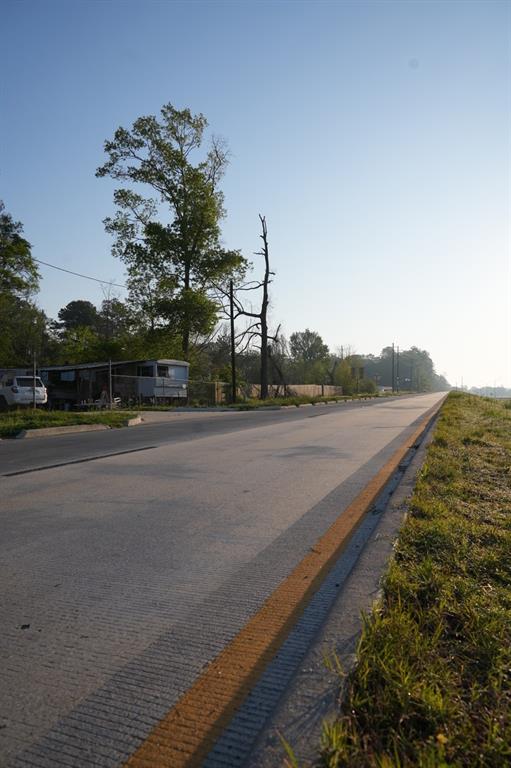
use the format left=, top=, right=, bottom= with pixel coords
left=15, top=424, right=111, bottom=439
left=123, top=397, right=447, bottom=768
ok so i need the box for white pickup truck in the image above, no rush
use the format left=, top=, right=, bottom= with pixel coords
left=0, top=372, right=48, bottom=410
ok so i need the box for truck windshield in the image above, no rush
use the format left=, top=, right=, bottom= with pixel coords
left=16, top=377, right=44, bottom=387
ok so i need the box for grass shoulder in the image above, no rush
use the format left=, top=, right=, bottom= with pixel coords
left=0, top=409, right=139, bottom=438
left=131, top=395, right=379, bottom=411
left=319, top=393, right=511, bottom=767
left=227, top=392, right=414, bottom=409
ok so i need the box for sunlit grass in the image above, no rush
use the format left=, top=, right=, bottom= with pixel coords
left=318, top=393, right=511, bottom=767
left=0, top=409, right=138, bottom=438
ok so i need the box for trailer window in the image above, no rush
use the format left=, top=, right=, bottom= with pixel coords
left=169, top=366, right=186, bottom=381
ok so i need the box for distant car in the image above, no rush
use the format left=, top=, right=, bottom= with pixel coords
left=0, top=374, right=48, bottom=410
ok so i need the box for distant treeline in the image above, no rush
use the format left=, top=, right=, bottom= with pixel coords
left=0, top=104, right=451, bottom=400
left=1, top=200, right=449, bottom=396
left=469, top=386, right=511, bottom=398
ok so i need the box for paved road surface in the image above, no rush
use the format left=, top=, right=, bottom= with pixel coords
left=0, top=393, right=444, bottom=767
left=2, top=397, right=412, bottom=476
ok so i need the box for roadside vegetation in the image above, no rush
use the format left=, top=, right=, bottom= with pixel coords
left=124, top=391, right=403, bottom=411
left=1, top=105, right=449, bottom=400
left=318, top=393, right=511, bottom=767
left=228, top=390, right=409, bottom=410
left=0, top=409, right=138, bottom=438
left=229, top=394, right=384, bottom=409
left=0, top=391, right=407, bottom=437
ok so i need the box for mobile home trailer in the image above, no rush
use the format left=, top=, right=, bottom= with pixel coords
left=40, top=359, right=189, bottom=409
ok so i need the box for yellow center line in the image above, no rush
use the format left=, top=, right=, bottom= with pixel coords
left=124, top=400, right=444, bottom=768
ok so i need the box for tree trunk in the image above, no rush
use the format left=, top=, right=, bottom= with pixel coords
left=182, top=329, right=189, bottom=358
left=182, top=264, right=191, bottom=358
left=260, top=317, right=268, bottom=399
left=259, top=216, right=270, bottom=400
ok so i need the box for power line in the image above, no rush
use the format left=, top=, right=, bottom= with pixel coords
left=34, top=258, right=126, bottom=289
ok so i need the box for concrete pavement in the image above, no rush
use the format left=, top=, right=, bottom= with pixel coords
left=0, top=393, right=445, bottom=767
left=1, top=396, right=410, bottom=476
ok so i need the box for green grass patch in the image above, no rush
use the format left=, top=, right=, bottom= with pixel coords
left=229, top=395, right=339, bottom=409
left=135, top=395, right=369, bottom=410
left=125, top=392, right=406, bottom=411
left=228, top=394, right=383, bottom=410
left=0, top=409, right=139, bottom=438
left=228, top=391, right=414, bottom=409
left=319, top=393, right=511, bottom=767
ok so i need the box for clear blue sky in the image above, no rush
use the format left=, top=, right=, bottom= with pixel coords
left=2, top=0, right=510, bottom=387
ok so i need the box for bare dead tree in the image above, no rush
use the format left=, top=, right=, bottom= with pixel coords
left=212, top=215, right=277, bottom=399
left=257, top=214, right=270, bottom=398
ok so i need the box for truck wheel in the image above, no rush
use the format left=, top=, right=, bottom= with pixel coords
left=0, top=396, right=7, bottom=412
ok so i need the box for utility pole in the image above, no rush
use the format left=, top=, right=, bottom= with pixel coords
left=392, top=343, right=395, bottom=393
left=32, top=350, right=37, bottom=409
left=108, top=359, right=113, bottom=409
left=396, top=346, right=400, bottom=392
left=229, top=279, right=236, bottom=404
left=32, top=317, right=38, bottom=409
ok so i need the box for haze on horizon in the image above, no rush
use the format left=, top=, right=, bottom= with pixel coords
left=1, top=0, right=510, bottom=389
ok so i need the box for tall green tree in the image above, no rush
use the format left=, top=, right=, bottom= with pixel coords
left=58, top=299, right=99, bottom=331
left=288, top=328, right=330, bottom=384
left=0, top=202, right=50, bottom=366
left=96, top=103, right=246, bottom=357
left=0, top=201, right=38, bottom=298
left=97, top=298, right=131, bottom=340
left=289, top=329, right=329, bottom=363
